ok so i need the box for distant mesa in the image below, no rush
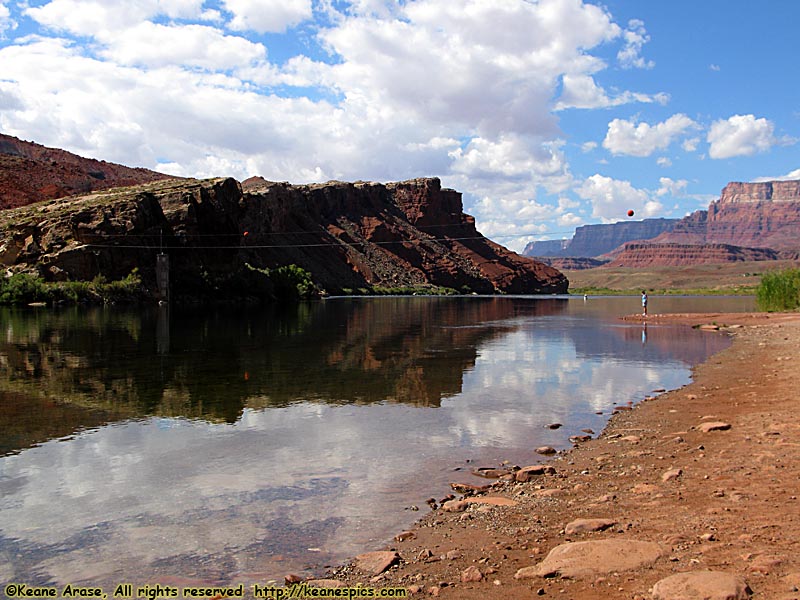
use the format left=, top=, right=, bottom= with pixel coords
left=605, top=242, right=790, bottom=267
left=533, top=257, right=610, bottom=271
left=523, top=218, right=680, bottom=260
left=524, top=180, right=800, bottom=267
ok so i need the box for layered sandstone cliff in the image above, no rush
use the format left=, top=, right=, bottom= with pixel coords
left=654, top=180, right=800, bottom=251
left=527, top=180, right=800, bottom=268
left=0, top=134, right=173, bottom=208
left=0, top=177, right=568, bottom=299
left=605, top=242, right=784, bottom=268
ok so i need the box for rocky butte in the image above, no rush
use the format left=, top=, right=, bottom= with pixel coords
left=525, top=180, right=800, bottom=268
left=0, top=133, right=172, bottom=208
left=523, top=218, right=679, bottom=259
left=654, top=180, right=800, bottom=251
left=0, top=176, right=568, bottom=300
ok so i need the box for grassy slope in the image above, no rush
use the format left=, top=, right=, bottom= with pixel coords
left=565, top=259, right=800, bottom=294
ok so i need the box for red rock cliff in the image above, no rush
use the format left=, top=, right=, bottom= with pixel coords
left=0, top=177, right=568, bottom=298
left=606, top=242, right=784, bottom=267
left=654, top=180, right=800, bottom=251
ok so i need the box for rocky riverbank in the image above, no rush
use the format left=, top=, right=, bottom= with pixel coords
left=325, top=312, right=800, bottom=599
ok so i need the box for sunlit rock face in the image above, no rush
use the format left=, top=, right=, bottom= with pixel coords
left=605, top=242, right=785, bottom=267
left=654, top=180, right=800, bottom=253
left=0, top=133, right=172, bottom=209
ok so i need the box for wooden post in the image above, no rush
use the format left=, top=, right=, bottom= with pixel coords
left=156, top=253, right=169, bottom=303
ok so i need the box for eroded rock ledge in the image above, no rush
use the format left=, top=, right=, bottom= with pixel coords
left=0, top=176, right=567, bottom=300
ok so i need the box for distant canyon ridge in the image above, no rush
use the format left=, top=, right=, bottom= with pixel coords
left=0, top=134, right=567, bottom=300
left=524, top=180, right=800, bottom=268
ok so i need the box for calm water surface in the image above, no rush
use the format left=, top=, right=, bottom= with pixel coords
left=0, top=295, right=753, bottom=587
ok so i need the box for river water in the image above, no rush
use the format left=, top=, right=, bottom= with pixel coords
left=0, top=295, right=753, bottom=588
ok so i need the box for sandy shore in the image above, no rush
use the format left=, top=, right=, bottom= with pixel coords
left=328, top=312, right=800, bottom=599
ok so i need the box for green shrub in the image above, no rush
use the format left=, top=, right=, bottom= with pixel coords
left=756, top=268, right=800, bottom=311
left=0, top=270, right=143, bottom=305
left=269, top=264, right=318, bottom=300
left=0, top=273, right=51, bottom=304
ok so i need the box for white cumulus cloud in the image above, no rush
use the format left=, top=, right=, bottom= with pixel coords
left=555, top=74, right=667, bottom=110
left=0, top=1, right=15, bottom=35
left=102, top=22, right=267, bottom=69
left=223, top=0, right=312, bottom=33
left=656, top=177, right=688, bottom=197
left=24, top=0, right=206, bottom=35
left=753, top=168, right=800, bottom=182
left=577, top=174, right=662, bottom=220
left=603, top=114, right=698, bottom=157
left=617, top=19, right=654, bottom=69
left=707, top=114, right=777, bottom=159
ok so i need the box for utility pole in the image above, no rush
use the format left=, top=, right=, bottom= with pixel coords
left=156, top=228, right=169, bottom=304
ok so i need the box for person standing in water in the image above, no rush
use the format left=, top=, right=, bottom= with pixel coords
left=642, top=290, right=648, bottom=317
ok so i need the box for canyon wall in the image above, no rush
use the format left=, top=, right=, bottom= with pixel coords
left=0, top=177, right=568, bottom=300
left=606, top=242, right=785, bottom=268
left=523, top=218, right=678, bottom=258
left=653, top=181, right=800, bottom=252
left=528, top=180, right=800, bottom=267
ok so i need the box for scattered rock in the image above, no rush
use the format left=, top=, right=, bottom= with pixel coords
left=661, top=468, right=683, bottom=482
left=465, top=496, right=519, bottom=507
left=547, top=423, right=563, bottom=430
left=515, top=539, right=663, bottom=579
left=564, top=518, right=617, bottom=535
left=395, top=531, right=416, bottom=542
left=472, top=467, right=511, bottom=479
left=630, top=483, right=660, bottom=497
left=699, top=422, right=732, bottom=433
left=515, top=465, right=556, bottom=482
left=651, top=570, right=751, bottom=599
left=460, top=566, right=483, bottom=583
left=569, top=435, right=592, bottom=443
left=450, top=482, right=490, bottom=494
left=284, top=574, right=302, bottom=585
left=749, top=555, right=783, bottom=574
left=536, top=446, right=557, bottom=455
left=442, top=500, right=469, bottom=512
left=354, top=551, right=399, bottom=575
left=619, top=435, right=642, bottom=443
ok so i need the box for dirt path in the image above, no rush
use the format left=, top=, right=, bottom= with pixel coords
left=329, top=312, right=800, bottom=599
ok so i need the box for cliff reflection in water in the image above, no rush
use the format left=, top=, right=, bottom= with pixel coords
left=0, top=298, right=569, bottom=451
left=0, top=296, right=746, bottom=587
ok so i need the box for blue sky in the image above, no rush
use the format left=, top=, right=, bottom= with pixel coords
left=0, top=0, right=797, bottom=251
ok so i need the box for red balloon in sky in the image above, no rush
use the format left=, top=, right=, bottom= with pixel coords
left=627, top=209, right=635, bottom=217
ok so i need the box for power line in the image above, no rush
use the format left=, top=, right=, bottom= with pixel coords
left=84, top=234, right=499, bottom=250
